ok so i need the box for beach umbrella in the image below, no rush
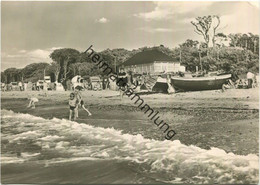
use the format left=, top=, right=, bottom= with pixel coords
left=71, top=75, right=81, bottom=83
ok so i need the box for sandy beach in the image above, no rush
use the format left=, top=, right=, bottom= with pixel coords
left=1, top=89, right=259, bottom=154
left=1, top=88, right=259, bottom=184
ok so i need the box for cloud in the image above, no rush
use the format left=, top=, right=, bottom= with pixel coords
left=220, top=3, right=259, bottom=34
left=134, top=2, right=213, bottom=21
left=1, top=47, right=62, bottom=71
left=139, top=27, right=173, bottom=33
left=50, top=47, right=63, bottom=50
left=248, top=1, right=259, bottom=9
left=18, top=50, right=27, bottom=53
left=96, top=17, right=109, bottom=23
left=4, top=49, right=51, bottom=61
left=135, top=5, right=172, bottom=21
left=27, top=49, right=51, bottom=60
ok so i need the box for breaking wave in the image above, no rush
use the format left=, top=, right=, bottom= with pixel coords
left=1, top=109, right=258, bottom=184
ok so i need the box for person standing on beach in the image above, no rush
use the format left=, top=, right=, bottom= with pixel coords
left=106, top=77, right=110, bottom=90
left=36, top=81, right=40, bottom=91
left=117, top=68, right=127, bottom=100
left=247, top=71, right=254, bottom=88
left=18, top=81, right=23, bottom=91
left=74, top=86, right=92, bottom=118
left=24, top=82, right=27, bottom=91
left=1, top=82, right=6, bottom=92
left=43, top=81, right=48, bottom=97
left=253, top=74, right=259, bottom=88
left=69, top=92, right=78, bottom=121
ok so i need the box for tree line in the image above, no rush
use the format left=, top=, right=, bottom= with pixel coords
left=1, top=15, right=259, bottom=86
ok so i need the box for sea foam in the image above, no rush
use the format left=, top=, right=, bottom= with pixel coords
left=1, top=109, right=258, bottom=184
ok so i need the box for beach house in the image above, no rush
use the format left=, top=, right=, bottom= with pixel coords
left=121, top=49, right=185, bottom=74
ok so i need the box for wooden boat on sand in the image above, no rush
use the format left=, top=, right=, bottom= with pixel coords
left=171, top=74, right=232, bottom=91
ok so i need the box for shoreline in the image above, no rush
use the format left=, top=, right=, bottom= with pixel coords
left=1, top=88, right=259, bottom=155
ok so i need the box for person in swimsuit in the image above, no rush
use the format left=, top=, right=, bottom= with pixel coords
left=74, top=86, right=92, bottom=118
left=69, top=92, right=78, bottom=120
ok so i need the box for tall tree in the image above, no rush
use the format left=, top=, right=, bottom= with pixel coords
left=228, top=33, right=242, bottom=47
left=248, top=33, right=259, bottom=54
left=46, top=62, right=60, bottom=82
left=1, top=72, right=6, bottom=83
left=21, top=63, right=49, bottom=82
left=214, top=33, right=227, bottom=47
left=191, top=15, right=221, bottom=48
left=179, top=39, right=199, bottom=48
left=49, top=48, right=80, bottom=83
left=211, top=15, right=220, bottom=47
left=191, top=16, right=212, bottom=47
left=3, top=68, right=21, bottom=83
left=228, top=33, right=259, bottom=54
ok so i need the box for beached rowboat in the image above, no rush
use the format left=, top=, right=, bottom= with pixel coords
left=171, top=74, right=232, bottom=91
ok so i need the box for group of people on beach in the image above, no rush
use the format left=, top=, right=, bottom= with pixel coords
left=26, top=85, right=92, bottom=120
left=24, top=67, right=133, bottom=121
left=24, top=68, right=259, bottom=119
left=222, top=71, right=258, bottom=92
left=1, top=81, right=51, bottom=92
left=117, top=67, right=145, bottom=100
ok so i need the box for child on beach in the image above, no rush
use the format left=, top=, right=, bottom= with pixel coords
left=78, top=99, right=92, bottom=116
left=69, top=92, right=78, bottom=121
left=27, top=97, right=39, bottom=109
left=74, top=86, right=92, bottom=117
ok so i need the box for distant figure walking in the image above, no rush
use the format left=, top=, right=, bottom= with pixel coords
left=27, top=97, right=39, bottom=109
left=247, top=71, right=255, bottom=88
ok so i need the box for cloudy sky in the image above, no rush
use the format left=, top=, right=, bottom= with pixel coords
left=1, top=1, right=259, bottom=71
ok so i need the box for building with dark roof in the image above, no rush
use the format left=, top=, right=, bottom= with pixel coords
left=121, top=49, right=185, bottom=74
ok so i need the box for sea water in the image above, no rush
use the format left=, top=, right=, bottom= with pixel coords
left=1, top=109, right=259, bottom=184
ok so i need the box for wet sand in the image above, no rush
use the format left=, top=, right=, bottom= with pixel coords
left=2, top=159, right=162, bottom=184
left=1, top=88, right=259, bottom=155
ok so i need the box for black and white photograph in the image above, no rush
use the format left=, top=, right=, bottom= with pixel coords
left=1, top=0, right=259, bottom=184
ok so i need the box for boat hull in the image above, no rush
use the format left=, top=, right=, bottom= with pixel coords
left=171, top=74, right=232, bottom=91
